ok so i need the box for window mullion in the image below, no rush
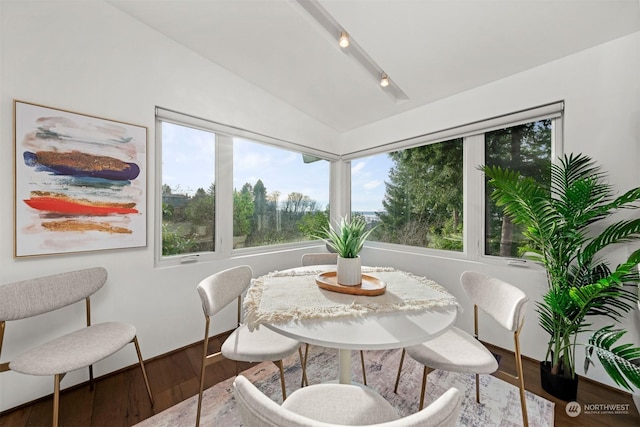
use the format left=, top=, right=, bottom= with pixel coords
left=463, top=134, right=485, bottom=260
left=217, top=135, right=233, bottom=256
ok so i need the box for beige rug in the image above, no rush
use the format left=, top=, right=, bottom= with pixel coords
left=135, top=346, right=554, bottom=426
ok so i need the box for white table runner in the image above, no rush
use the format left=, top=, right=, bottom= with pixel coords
left=244, top=267, right=459, bottom=331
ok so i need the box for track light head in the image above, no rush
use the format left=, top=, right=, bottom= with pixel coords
left=339, top=31, right=350, bottom=48
left=380, top=73, right=390, bottom=87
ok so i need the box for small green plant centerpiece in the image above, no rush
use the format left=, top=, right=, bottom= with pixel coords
left=317, top=216, right=376, bottom=286
left=483, top=153, right=640, bottom=400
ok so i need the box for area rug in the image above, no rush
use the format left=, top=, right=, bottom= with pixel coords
left=135, top=346, right=554, bottom=426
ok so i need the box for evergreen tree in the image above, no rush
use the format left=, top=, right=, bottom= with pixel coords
left=377, top=140, right=463, bottom=248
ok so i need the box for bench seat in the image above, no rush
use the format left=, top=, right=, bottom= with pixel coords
left=10, top=322, right=136, bottom=376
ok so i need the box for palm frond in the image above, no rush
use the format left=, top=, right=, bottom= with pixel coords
left=585, top=326, right=640, bottom=390
left=581, top=219, right=640, bottom=263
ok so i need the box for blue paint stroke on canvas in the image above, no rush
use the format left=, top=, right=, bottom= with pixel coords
left=23, top=150, right=140, bottom=181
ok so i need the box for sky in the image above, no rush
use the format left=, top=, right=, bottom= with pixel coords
left=162, top=122, right=393, bottom=212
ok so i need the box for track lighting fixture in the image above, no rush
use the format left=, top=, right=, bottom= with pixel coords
left=297, top=0, right=408, bottom=101
left=339, top=31, right=349, bottom=48
left=380, top=73, right=390, bottom=87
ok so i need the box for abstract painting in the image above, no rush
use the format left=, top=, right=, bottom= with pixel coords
left=14, top=100, right=147, bottom=257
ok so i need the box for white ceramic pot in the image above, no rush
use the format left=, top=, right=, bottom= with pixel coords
left=337, top=255, right=362, bottom=286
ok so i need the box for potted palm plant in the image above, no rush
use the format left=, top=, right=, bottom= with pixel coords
left=483, top=153, right=640, bottom=400
left=317, top=216, right=376, bottom=286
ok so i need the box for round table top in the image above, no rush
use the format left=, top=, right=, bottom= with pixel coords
left=262, top=265, right=458, bottom=351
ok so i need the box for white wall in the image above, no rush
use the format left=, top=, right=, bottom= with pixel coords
left=0, top=0, right=337, bottom=411
left=1, top=0, right=639, bottom=412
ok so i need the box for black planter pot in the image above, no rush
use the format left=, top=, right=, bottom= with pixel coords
left=540, top=361, right=579, bottom=401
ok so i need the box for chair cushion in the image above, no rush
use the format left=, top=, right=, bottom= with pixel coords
left=406, top=327, right=499, bottom=374
left=9, top=322, right=136, bottom=376
left=283, top=383, right=400, bottom=425
left=222, top=324, right=300, bottom=362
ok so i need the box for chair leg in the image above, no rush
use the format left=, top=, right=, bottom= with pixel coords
left=359, top=351, right=367, bottom=385
left=393, top=348, right=406, bottom=393
left=133, top=336, right=154, bottom=406
left=475, top=373, right=481, bottom=403
left=196, top=334, right=209, bottom=427
left=419, top=366, right=431, bottom=411
left=514, top=333, right=529, bottom=427
left=275, top=360, right=287, bottom=401
left=53, top=374, right=61, bottom=427
left=88, top=364, right=95, bottom=391
left=299, top=346, right=308, bottom=387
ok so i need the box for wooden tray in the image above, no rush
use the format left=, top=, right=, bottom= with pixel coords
left=315, top=271, right=386, bottom=296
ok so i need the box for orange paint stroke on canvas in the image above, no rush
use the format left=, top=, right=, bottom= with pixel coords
left=41, top=220, right=132, bottom=234
left=24, top=192, right=138, bottom=215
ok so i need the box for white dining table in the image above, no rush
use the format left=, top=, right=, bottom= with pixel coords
left=244, top=265, right=459, bottom=384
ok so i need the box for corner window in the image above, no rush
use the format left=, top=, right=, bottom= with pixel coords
left=347, top=102, right=561, bottom=260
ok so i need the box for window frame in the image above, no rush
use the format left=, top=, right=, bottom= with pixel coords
left=346, top=102, right=564, bottom=265
left=155, top=103, right=563, bottom=268
left=155, top=107, right=338, bottom=267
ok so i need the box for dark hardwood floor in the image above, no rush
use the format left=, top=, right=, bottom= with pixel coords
left=1, top=333, right=638, bottom=426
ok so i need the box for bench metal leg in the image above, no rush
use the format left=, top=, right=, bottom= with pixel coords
left=133, top=336, right=154, bottom=406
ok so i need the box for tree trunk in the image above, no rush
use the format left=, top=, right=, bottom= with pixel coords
left=500, top=215, right=514, bottom=256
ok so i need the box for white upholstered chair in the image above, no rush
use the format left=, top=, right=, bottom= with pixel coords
left=196, top=265, right=306, bottom=427
left=394, top=271, right=529, bottom=426
left=301, top=252, right=338, bottom=266
left=0, top=267, right=154, bottom=427
left=234, top=374, right=461, bottom=427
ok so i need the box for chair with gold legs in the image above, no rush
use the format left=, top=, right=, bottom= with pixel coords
left=0, top=267, right=154, bottom=427
left=196, top=265, right=307, bottom=427
left=394, top=271, right=529, bottom=426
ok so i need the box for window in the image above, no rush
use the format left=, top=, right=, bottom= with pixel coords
left=157, top=108, right=334, bottom=262
left=347, top=102, right=561, bottom=259
left=484, top=120, right=552, bottom=257
left=161, top=122, right=215, bottom=256
left=158, top=103, right=560, bottom=264
left=232, top=138, right=330, bottom=249
left=351, top=139, right=464, bottom=251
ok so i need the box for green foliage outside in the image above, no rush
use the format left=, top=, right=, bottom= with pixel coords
left=162, top=179, right=328, bottom=255
left=373, top=139, right=463, bottom=251
left=162, top=121, right=550, bottom=259
left=484, top=120, right=552, bottom=257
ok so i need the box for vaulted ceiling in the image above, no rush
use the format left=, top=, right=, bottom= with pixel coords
left=108, top=0, right=639, bottom=132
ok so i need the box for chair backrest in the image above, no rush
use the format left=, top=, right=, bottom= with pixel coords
left=233, top=375, right=461, bottom=427
left=197, top=265, right=253, bottom=317
left=301, top=253, right=338, bottom=266
left=460, top=271, right=528, bottom=332
left=0, top=267, right=107, bottom=322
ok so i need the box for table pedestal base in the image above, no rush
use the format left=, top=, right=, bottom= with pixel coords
left=338, top=349, right=352, bottom=384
